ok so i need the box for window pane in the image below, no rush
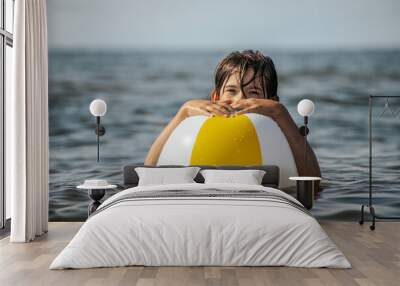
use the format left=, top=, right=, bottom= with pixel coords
left=5, top=0, right=14, bottom=33
left=0, top=38, right=3, bottom=227
left=0, top=0, right=2, bottom=29
left=5, top=44, right=12, bottom=219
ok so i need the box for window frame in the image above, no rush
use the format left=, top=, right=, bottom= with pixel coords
left=0, top=0, right=14, bottom=230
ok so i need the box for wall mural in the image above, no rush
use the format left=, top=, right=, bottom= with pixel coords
left=48, top=3, right=400, bottom=222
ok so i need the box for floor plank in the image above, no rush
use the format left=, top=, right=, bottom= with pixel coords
left=0, top=222, right=399, bottom=286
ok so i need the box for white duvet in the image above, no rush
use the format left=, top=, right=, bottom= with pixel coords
left=50, top=183, right=350, bottom=269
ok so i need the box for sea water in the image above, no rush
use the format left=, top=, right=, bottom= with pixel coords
left=49, top=49, right=400, bottom=221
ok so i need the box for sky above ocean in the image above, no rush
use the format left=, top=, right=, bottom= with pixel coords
left=47, top=0, right=400, bottom=50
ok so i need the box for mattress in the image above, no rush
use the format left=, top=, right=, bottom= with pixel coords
left=50, top=183, right=350, bottom=269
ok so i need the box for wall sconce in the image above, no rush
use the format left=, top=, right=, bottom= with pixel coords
left=89, top=99, right=107, bottom=162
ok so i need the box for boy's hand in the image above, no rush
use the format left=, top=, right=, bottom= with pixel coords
left=180, top=99, right=235, bottom=117
left=230, top=98, right=285, bottom=120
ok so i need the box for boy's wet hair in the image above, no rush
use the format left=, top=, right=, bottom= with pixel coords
left=214, top=50, right=279, bottom=101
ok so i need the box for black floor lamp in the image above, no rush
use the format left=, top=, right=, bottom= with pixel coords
left=89, top=99, right=107, bottom=162
left=290, top=99, right=320, bottom=210
left=297, top=99, right=315, bottom=171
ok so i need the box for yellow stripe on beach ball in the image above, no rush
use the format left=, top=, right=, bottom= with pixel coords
left=190, top=115, right=262, bottom=166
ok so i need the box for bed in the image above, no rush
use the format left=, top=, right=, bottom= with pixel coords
left=50, top=165, right=350, bottom=269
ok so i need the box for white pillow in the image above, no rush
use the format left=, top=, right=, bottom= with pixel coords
left=135, top=167, right=200, bottom=186
left=200, top=169, right=266, bottom=185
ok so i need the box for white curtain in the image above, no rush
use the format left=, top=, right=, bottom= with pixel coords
left=8, top=0, right=49, bottom=242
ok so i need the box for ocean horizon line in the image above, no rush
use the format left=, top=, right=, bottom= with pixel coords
left=48, top=45, right=400, bottom=54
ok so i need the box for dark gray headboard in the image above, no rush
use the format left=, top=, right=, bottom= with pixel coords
left=123, top=164, right=280, bottom=188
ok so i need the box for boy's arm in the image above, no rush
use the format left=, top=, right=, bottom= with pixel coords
left=232, top=98, right=321, bottom=179
left=274, top=105, right=321, bottom=178
left=144, top=99, right=233, bottom=165
left=144, top=108, right=187, bottom=165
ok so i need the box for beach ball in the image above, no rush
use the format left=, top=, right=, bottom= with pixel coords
left=158, top=113, right=298, bottom=188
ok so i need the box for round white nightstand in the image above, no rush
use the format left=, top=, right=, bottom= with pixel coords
left=77, top=184, right=117, bottom=216
left=289, top=177, right=321, bottom=210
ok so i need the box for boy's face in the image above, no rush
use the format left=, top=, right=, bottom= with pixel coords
left=219, top=68, right=265, bottom=103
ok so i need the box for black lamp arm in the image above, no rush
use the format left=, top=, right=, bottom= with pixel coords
left=94, top=116, right=106, bottom=162
left=298, top=116, right=309, bottom=136
left=95, top=116, right=106, bottom=136
left=298, top=116, right=309, bottom=174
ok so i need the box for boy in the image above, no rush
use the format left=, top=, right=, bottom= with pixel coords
left=145, top=50, right=321, bottom=184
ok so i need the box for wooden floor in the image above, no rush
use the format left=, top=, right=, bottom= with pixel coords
left=0, top=222, right=399, bottom=286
